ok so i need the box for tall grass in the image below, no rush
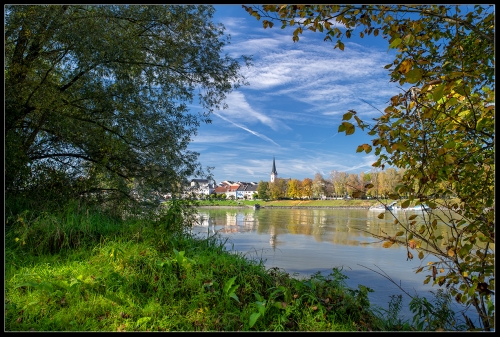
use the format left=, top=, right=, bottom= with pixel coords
left=5, top=198, right=434, bottom=331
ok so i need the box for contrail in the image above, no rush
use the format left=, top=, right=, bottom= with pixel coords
left=214, top=112, right=281, bottom=147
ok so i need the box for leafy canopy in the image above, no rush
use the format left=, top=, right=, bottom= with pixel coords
left=5, top=5, right=250, bottom=208
left=244, top=4, right=494, bottom=331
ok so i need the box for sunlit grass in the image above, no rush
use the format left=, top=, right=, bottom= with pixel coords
left=196, top=199, right=378, bottom=207
left=5, top=201, right=416, bottom=331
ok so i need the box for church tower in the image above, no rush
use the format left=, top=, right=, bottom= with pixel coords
left=270, top=157, right=278, bottom=183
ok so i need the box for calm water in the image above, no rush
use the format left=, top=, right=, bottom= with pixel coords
left=191, top=207, right=481, bottom=327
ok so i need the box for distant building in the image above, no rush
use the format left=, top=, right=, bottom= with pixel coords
left=270, top=157, right=278, bottom=183
left=236, top=183, right=258, bottom=200
left=188, top=178, right=216, bottom=198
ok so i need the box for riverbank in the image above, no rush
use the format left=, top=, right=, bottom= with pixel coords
left=195, top=199, right=378, bottom=209
left=5, top=202, right=418, bottom=332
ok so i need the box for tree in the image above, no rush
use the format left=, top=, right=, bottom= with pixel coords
left=257, top=181, right=269, bottom=201
left=330, top=170, right=347, bottom=198
left=269, top=178, right=288, bottom=200
left=323, top=179, right=334, bottom=198
left=287, top=178, right=301, bottom=199
left=300, top=178, right=313, bottom=199
left=346, top=173, right=361, bottom=198
left=5, top=5, right=250, bottom=208
left=368, top=168, right=382, bottom=198
left=312, top=172, right=326, bottom=199
left=379, top=168, right=402, bottom=199
left=245, top=5, right=494, bottom=330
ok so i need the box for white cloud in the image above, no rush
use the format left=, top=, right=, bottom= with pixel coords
left=189, top=8, right=401, bottom=183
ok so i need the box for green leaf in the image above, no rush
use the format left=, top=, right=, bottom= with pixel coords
left=249, top=312, right=261, bottom=328
left=229, top=293, right=240, bottom=303
left=388, top=37, right=402, bottom=49
left=432, top=84, right=445, bottom=102
left=401, top=199, right=411, bottom=208
left=406, top=68, right=422, bottom=84
left=443, top=141, right=456, bottom=149
left=223, top=276, right=237, bottom=294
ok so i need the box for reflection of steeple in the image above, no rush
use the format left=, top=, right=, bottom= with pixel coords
left=270, top=157, right=278, bottom=183
left=269, top=225, right=277, bottom=251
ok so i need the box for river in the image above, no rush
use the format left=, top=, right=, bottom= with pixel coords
left=190, top=206, right=483, bottom=328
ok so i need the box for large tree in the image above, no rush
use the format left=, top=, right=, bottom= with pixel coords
left=5, top=5, right=249, bottom=206
left=257, top=180, right=269, bottom=201
left=330, top=170, right=347, bottom=198
left=312, top=172, right=326, bottom=199
left=245, top=5, right=494, bottom=330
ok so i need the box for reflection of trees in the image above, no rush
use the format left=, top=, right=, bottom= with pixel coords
left=196, top=209, right=260, bottom=234
left=198, top=208, right=458, bottom=249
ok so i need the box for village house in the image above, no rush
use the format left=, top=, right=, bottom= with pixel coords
left=186, top=158, right=275, bottom=200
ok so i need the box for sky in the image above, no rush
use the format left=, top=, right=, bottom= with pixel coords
left=188, top=5, right=403, bottom=184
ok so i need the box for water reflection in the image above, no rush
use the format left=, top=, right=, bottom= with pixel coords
left=191, top=207, right=482, bottom=327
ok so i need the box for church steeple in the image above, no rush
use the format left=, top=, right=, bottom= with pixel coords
left=270, top=157, right=278, bottom=183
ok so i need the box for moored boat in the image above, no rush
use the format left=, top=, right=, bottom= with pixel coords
left=369, top=201, right=396, bottom=211
left=393, top=203, right=431, bottom=211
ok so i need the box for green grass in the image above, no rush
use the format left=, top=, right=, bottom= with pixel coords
left=195, top=198, right=460, bottom=209
left=195, top=199, right=379, bottom=207
left=5, top=200, right=418, bottom=331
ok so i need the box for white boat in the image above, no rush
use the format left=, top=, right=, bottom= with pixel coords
left=393, top=203, right=431, bottom=211
left=369, top=201, right=396, bottom=211
left=407, top=204, right=431, bottom=211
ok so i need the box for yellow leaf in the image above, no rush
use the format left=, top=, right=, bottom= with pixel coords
left=440, top=268, right=444, bottom=273
left=408, top=214, right=418, bottom=220
left=418, top=251, right=424, bottom=259
left=343, top=112, right=353, bottom=121
left=377, top=213, right=385, bottom=219
left=463, top=272, right=468, bottom=277
left=448, top=248, right=455, bottom=257
left=344, top=122, right=355, bottom=135
left=382, top=241, right=394, bottom=248
left=398, top=60, right=412, bottom=74
left=395, top=231, right=404, bottom=236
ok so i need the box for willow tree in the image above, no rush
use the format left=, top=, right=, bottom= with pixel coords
left=244, top=4, right=494, bottom=331
left=5, top=5, right=249, bottom=209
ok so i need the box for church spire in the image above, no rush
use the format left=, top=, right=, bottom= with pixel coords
left=270, top=157, right=278, bottom=183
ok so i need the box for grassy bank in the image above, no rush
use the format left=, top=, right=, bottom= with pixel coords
left=195, top=199, right=379, bottom=208
left=5, top=201, right=419, bottom=332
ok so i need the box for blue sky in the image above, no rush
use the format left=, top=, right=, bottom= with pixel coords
left=189, top=5, right=402, bottom=184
